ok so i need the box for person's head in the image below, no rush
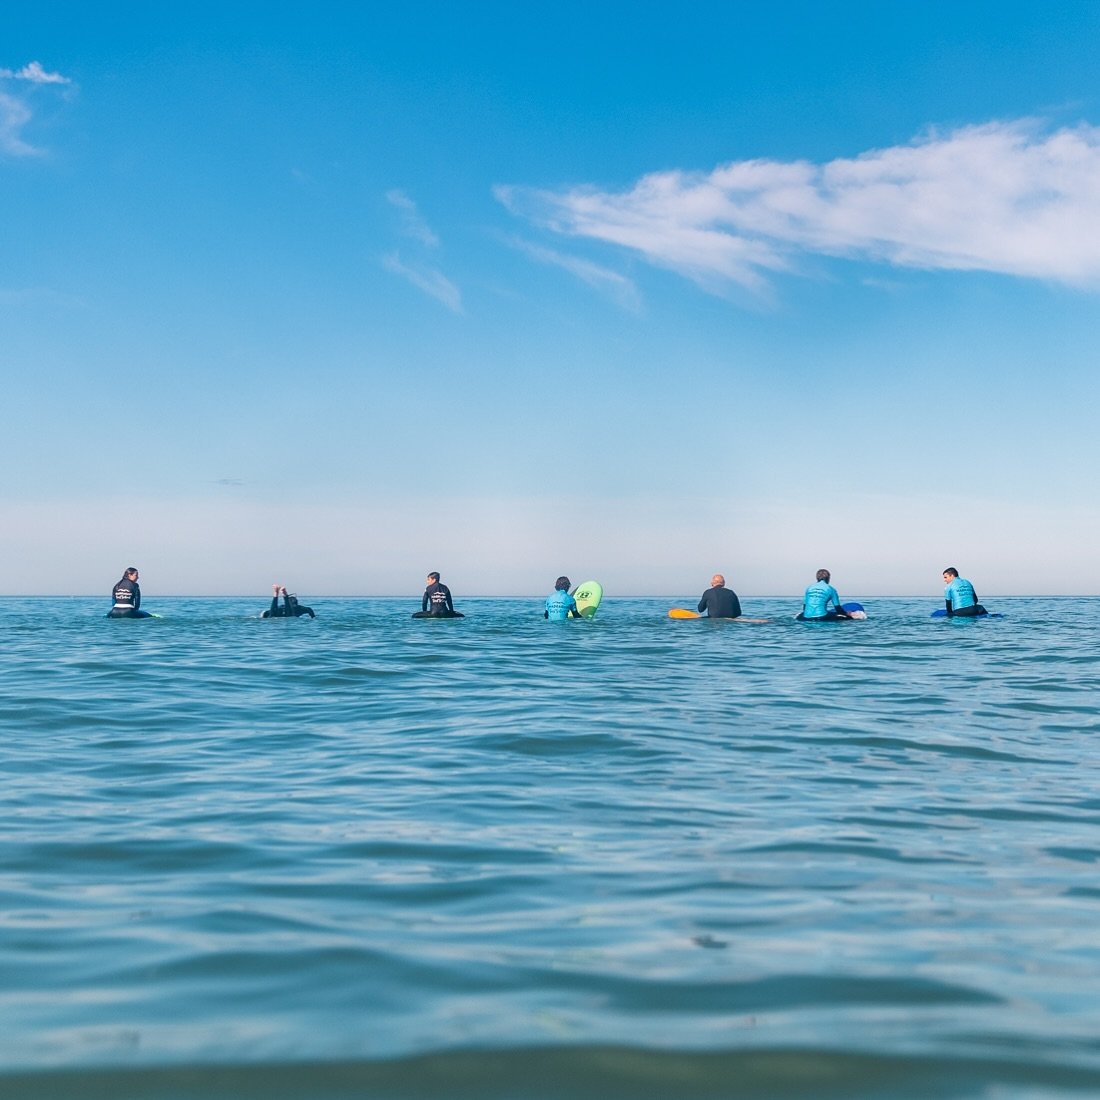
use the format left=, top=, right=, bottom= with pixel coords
left=710, top=574, right=725, bottom=588
left=286, top=593, right=299, bottom=609
left=943, top=567, right=959, bottom=581
left=555, top=576, right=571, bottom=591
left=816, top=569, right=830, bottom=583
left=427, top=572, right=440, bottom=584
left=125, top=567, right=139, bottom=580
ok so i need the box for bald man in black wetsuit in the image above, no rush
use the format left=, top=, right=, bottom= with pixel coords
left=697, top=574, right=742, bottom=619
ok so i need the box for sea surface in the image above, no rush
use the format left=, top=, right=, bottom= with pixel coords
left=3, top=595, right=1100, bottom=1099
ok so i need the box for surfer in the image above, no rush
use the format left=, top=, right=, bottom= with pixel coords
left=697, top=574, right=742, bottom=619
left=942, top=567, right=988, bottom=617
left=107, top=566, right=152, bottom=619
left=796, top=569, right=851, bottom=621
left=414, top=572, right=464, bottom=618
left=544, top=576, right=579, bottom=621
left=261, top=584, right=316, bottom=619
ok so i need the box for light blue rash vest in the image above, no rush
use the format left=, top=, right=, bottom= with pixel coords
left=545, top=590, right=578, bottom=621
left=802, top=581, right=841, bottom=619
left=944, top=576, right=977, bottom=610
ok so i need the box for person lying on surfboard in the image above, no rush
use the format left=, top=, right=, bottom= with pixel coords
left=796, top=569, right=851, bottom=621
left=544, top=576, right=579, bottom=621
left=698, top=574, right=742, bottom=619
left=261, top=584, right=316, bottom=619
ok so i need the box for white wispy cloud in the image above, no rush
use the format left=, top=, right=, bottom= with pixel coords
left=0, top=61, right=74, bottom=156
left=382, top=252, right=463, bottom=314
left=0, top=92, right=37, bottom=156
left=0, top=61, right=71, bottom=84
left=386, top=189, right=440, bottom=247
left=506, top=236, right=641, bottom=311
left=497, top=119, right=1100, bottom=294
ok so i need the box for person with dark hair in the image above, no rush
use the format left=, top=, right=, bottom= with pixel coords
left=697, top=574, right=742, bottom=619
left=544, top=576, right=579, bottom=621
left=414, top=572, right=463, bottom=618
left=797, top=568, right=851, bottom=621
left=261, top=584, right=316, bottom=619
left=107, top=567, right=152, bottom=619
left=942, top=567, right=987, bottom=617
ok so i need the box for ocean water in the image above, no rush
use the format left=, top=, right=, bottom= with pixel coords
left=3, top=595, right=1100, bottom=1099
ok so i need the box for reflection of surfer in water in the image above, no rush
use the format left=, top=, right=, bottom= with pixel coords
left=261, top=584, right=316, bottom=619
left=413, top=572, right=464, bottom=618
left=107, top=567, right=152, bottom=618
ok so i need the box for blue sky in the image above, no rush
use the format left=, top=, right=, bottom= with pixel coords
left=4, top=2, right=1100, bottom=596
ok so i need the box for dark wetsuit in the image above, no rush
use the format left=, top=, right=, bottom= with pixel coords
left=107, top=577, right=151, bottom=619
left=262, top=594, right=315, bottom=619
left=414, top=582, right=463, bottom=618
left=697, top=586, right=742, bottom=618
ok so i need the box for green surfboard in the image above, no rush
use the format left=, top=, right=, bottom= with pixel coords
left=571, top=580, right=603, bottom=619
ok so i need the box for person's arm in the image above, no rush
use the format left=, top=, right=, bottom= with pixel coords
left=732, top=595, right=742, bottom=618
left=132, top=583, right=141, bottom=611
left=444, top=587, right=455, bottom=613
left=697, top=592, right=708, bottom=614
left=830, top=587, right=850, bottom=617
left=422, top=589, right=430, bottom=612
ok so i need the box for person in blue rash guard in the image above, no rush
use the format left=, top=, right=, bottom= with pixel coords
left=942, top=567, right=988, bottom=617
left=544, top=576, right=579, bottom=620
left=107, top=566, right=152, bottom=619
left=697, top=574, right=742, bottom=618
left=796, top=569, right=851, bottom=622
left=413, top=572, right=464, bottom=618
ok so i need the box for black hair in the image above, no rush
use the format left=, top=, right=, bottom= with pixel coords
left=816, top=569, right=830, bottom=583
left=555, top=576, right=570, bottom=591
left=428, top=572, right=440, bottom=582
left=943, top=567, right=959, bottom=578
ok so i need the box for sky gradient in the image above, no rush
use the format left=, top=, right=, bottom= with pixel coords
left=4, top=3, right=1100, bottom=597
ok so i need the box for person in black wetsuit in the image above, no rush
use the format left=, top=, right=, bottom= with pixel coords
left=107, top=566, right=152, bottom=618
left=261, top=584, right=316, bottom=619
left=697, top=574, right=742, bottom=619
left=413, top=572, right=464, bottom=618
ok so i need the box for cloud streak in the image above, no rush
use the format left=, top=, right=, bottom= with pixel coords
left=382, top=252, right=463, bottom=314
left=386, top=189, right=440, bottom=247
left=506, top=237, right=641, bottom=311
left=497, top=120, right=1100, bottom=294
left=0, top=61, right=71, bottom=84
left=0, top=60, right=73, bottom=156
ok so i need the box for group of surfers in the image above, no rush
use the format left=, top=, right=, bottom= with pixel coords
left=106, top=566, right=990, bottom=622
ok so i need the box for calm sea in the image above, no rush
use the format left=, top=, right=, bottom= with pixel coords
left=3, top=596, right=1100, bottom=1099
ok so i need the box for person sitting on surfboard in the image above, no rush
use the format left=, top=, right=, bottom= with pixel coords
left=544, top=576, right=579, bottom=621
left=261, top=584, right=316, bottom=619
left=942, top=567, right=987, bottom=617
left=414, top=572, right=464, bottom=618
left=107, top=566, right=152, bottom=619
left=796, top=569, right=851, bottom=621
left=697, top=575, right=742, bottom=619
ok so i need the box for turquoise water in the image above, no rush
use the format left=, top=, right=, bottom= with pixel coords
left=3, top=595, right=1100, bottom=1099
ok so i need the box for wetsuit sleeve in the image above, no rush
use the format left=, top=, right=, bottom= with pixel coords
left=732, top=594, right=742, bottom=617
left=945, top=598, right=953, bottom=616
left=132, top=584, right=141, bottom=611
left=697, top=592, right=708, bottom=614
left=444, top=586, right=455, bottom=613
left=422, top=590, right=430, bottom=612
left=269, top=597, right=280, bottom=616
